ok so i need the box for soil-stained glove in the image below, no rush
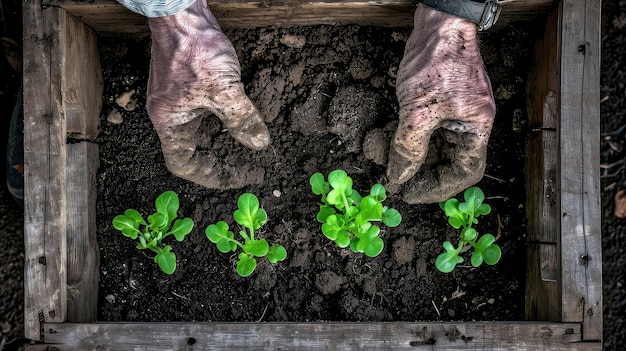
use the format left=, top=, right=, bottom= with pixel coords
left=387, top=3, right=496, bottom=204
left=146, top=0, right=270, bottom=189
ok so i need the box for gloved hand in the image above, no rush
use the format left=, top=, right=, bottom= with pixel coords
left=146, top=0, right=270, bottom=189
left=387, top=3, right=496, bottom=204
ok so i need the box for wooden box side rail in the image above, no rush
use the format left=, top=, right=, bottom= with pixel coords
left=44, top=0, right=559, bottom=36
left=523, top=5, right=559, bottom=322
left=31, top=321, right=600, bottom=350
left=557, top=0, right=602, bottom=341
left=524, top=0, right=602, bottom=342
left=23, top=0, right=102, bottom=341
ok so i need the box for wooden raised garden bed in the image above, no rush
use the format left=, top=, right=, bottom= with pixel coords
left=22, top=0, right=602, bottom=349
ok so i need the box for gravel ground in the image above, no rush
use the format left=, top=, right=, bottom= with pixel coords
left=1, top=0, right=625, bottom=350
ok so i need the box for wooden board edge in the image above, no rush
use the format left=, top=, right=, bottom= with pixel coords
left=62, top=11, right=103, bottom=139
left=44, top=0, right=559, bottom=36
left=557, top=0, right=602, bottom=342
left=66, top=142, right=100, bottom=322
left=23, top=1, right=69, bottom=340
left=39, top=321, right=594, bottom=350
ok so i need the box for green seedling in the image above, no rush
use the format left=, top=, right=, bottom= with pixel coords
left=112, top=190, right=194, bottom=275
left=310, top=169, right=402, bottom=257
left=436, top=186, right=502, bottom=273
left=205, top=193, right=287, bottom=277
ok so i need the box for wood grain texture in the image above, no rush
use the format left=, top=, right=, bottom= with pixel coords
left=23, top=1, right=68, bottom=341
left=66, top=142, right=100, bottom=322
left=61, top=12, right=103, bottom=139
left=524, top=7, right=559, bottom=322
left=558, top=0, right=602, bottom=341
left=44, top=0, right=559, bottom=37
left=41, top=322, right=598, bottom=350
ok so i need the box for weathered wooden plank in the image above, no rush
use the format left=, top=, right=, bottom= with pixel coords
left=44, top=0, right=558, bottom=36
left=61, top=11, right=103, bottom=139
left=558, top=0, right=602, bottom=341
left=23, top=0, right=68, bottom=341
left=60, top=12, right=101, bottom=323
left=41, top=322, right=597, bottom=350
left=66, top=142, right=100, bottom=322
left=524, top=7, right=559, bottom=322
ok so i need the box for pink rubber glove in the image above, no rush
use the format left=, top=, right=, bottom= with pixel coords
left=147, top=0, right=270, bottom=189
left=387, top=3, right=496, bottom=204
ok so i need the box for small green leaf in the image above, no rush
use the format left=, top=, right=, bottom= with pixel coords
left=334, top=229, right=352, bottom=248
left=460, top=227, right=478, bottom=242
left=137, top=236, right=147, bottom=249
left=443, top=199, right=466, bottom=229
left=326, top=170, right=353, bottom=207
left=476, top=233, right=496, bottom=250
left=148, top=212, right=168, bottom=232
left=483, top=244, right=502, bottom=265
left=234, top=193, right=267, bottom=231
left=316, top=205, right=336, bottom=223
left=370, top=184, right=386, bottom=202
left=363, top=236, right=384, bottom=257
left=123, top=209, right=147, bottom=226
left=360, top=224, right=380, bottom=239
left=321, top=215, right=342, bottom=240
left=435, top=251, right=463, bottom=273
left=267, top=245, right=287, bottom=263
left=310, top=173, right=330, bottom=196
left=244, top=238, right=269, bottom=257
left=442, top=241, right=457, bottom=253
left=236, top=253, right=257, bottom=277
left=169, top=217, right=194, bottom=241
left=470, top=249, right=484, bottom=267
left=475, top=203, right=492, bottom=217
left=345, top=206, right=359, bottom=218
left=355, top=228, right=383, bottom=257
left=205, top=221, right=237, bottom=253
left=348, top=190, right=362, bottom=207
left=382, top=208, right=402, bottom=227
left=155, top=248, right=176, bottom=275
left=112, top=214, right=142, bottom=239
left=155, top=190, right=179, bottom=227
left=356, top=196, right=383, bottom=223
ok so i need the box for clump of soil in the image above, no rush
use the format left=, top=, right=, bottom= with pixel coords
left=96, top=23, right=535, bottom=322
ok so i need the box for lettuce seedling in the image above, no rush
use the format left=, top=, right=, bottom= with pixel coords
left=436, top=186, right=502, bottom=273
left=112, top=190, right=194, bottom=275
left=310, top=169, right=402, bottom=257
left=205, top=193, right=287, bottom=277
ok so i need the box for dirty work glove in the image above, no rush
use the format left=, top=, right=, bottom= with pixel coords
left=142, top=0, right=270, bottom=189
left=387, top=3, right=496, bottom=204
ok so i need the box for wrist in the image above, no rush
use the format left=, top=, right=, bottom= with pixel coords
left=420, top=0, right=501, bottom=31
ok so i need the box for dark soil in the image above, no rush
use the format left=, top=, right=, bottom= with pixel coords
left=96, top=23, right=532, bottom=323
left=600, top=0, right=626, bottom=349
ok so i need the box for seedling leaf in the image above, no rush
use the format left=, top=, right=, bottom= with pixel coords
left=437, top=186, right=502, bottom=273
left=155, top=190, right=179, bottom=227
left=310, top=173, right=330, bottom=196
left=234, top=193, right=267, bottom=231
left=170, top=217, right=194, bottom=241
left=382, top=208, right=402, bottom=227
left=267, top=245, right=287, bottom=263
left=237, top=253, right=257, bottom=277
left=112, top=190, right=194, bottom=274
left=206, top=193, right=286, bottom=277
left=483, top=243, right=502, bottom=265
left=435, top=251, right=463, bottom=273
left=155, top=247, right=176, bottom=275
left=310, top=170, right=401, bottom=258
left=244, top=238, right=269, bottom=257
